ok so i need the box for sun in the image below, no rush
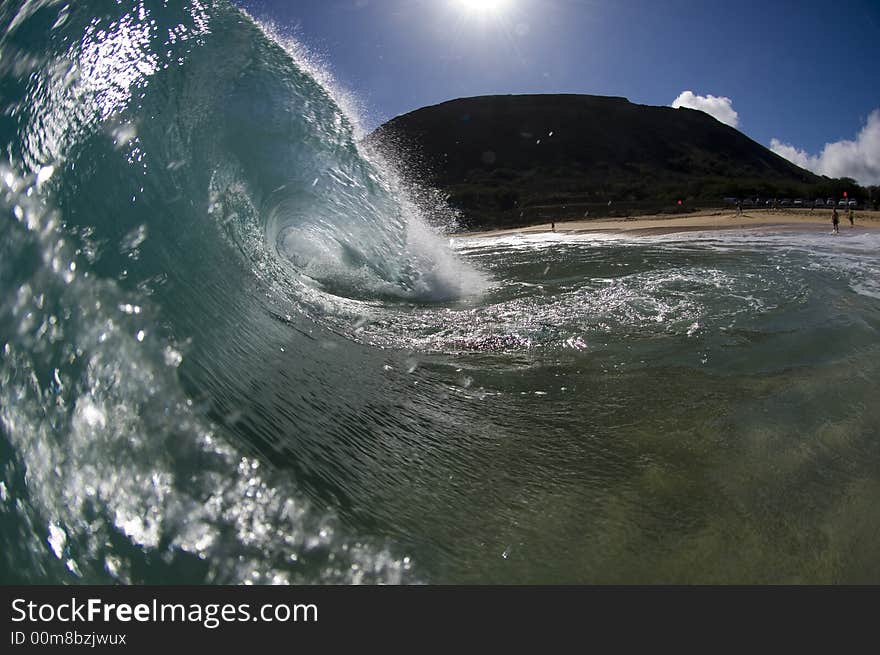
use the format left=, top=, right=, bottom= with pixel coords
left=454, top=0, right=513, bottom=17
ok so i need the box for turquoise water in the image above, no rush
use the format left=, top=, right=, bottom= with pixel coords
left=2, top=1, right=880, bottom=584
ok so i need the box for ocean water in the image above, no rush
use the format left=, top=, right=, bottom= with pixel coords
left=2, top=1, right=880, bottom=584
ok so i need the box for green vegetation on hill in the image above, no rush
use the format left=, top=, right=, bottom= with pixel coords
left=369, top=94, right=869, bottom=230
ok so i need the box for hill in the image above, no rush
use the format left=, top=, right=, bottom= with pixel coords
left=369, top=94, right=852, bottom=230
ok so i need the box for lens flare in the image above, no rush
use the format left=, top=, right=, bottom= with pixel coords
left=454, top=0, right=512, bottom=16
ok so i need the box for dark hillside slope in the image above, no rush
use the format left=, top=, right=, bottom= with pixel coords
left=370, top=94, right=831, bottom=229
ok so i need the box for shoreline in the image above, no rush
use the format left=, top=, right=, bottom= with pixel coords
left=458, top=208, right=880, bottom=238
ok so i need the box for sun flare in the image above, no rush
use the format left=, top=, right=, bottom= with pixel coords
left=454, top=0, right=512, bottom=17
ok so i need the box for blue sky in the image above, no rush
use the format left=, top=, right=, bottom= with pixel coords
left=236, top=0, right=880, bottom=184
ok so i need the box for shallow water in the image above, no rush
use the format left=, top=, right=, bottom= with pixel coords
left=2, top=1, right=879, bottom=584
left=414, top=228, right=880, bottom=583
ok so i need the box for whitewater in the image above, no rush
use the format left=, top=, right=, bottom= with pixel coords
left=2, top=0, right=880, bottom=584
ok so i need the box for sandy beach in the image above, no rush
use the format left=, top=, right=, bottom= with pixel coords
left=462, top=207, right=880, bottom=238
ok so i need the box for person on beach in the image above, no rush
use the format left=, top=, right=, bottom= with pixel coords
left=832, top=206, right=839, bottom=234
left=848, top=206, right=854, bottom=227
left=551, top=220, right=555, bottom=232
left=736, top=199, right=742, bottom=216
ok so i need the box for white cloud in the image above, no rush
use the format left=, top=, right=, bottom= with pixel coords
left=769, top=109, right=880, bottom=186
left=768, top=139, right=812, bottom=169
left=671, top=90, right=739, bottom=128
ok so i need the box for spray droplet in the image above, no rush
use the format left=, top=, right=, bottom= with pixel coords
left=36, top=165, right=55, bottom=186
left=48, top=523, right=66, bottom=559
left=163, top=346, right=183, bottom=367
left=111, top=123, right=137, bottom=148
